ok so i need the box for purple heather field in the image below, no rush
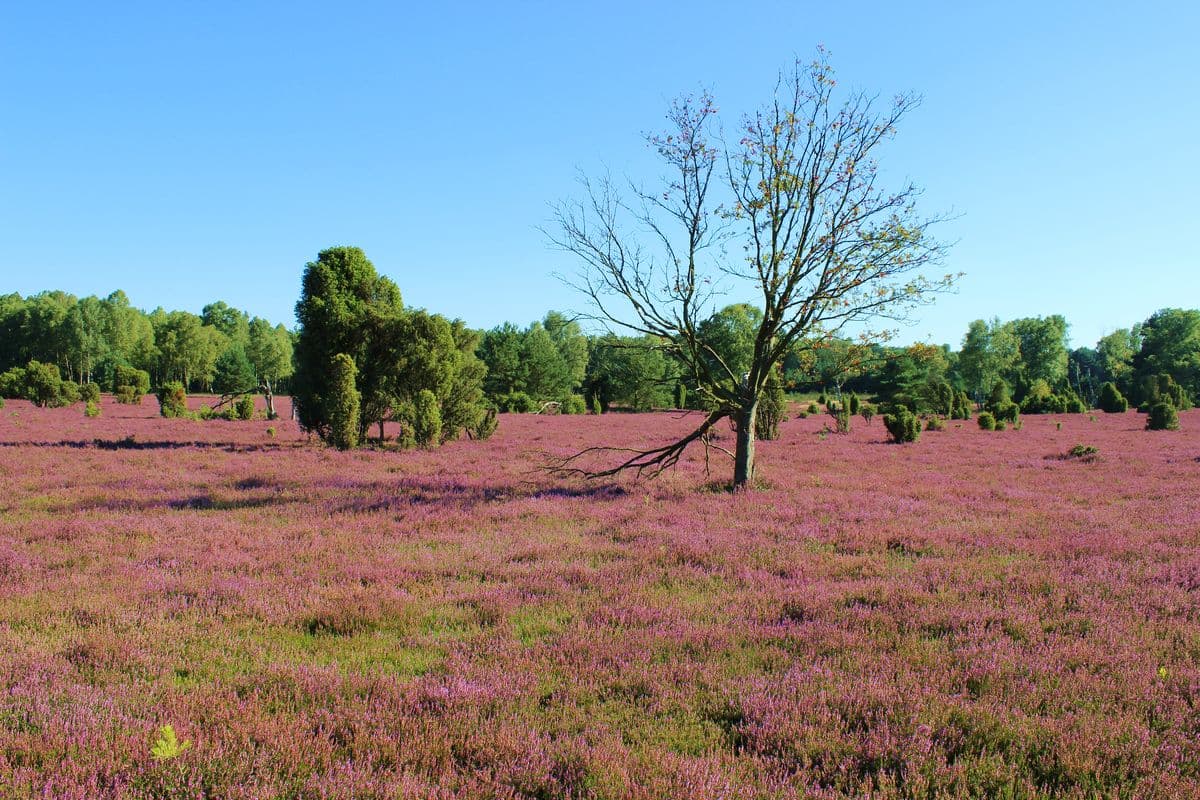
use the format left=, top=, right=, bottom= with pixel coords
left=2, top=396, right=1199, bottom=798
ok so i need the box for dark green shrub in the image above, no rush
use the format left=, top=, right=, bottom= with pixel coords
left=115, top=385, right=140, bottom=404
left=994, top=401, right=1019, bottom=426
left=0, top=367, right=22, bottom=398
left=848, top=392, right=860, bottom=415
left=994, top=420, right=1006, bottom=431
left=11, top=361, right=73, bottom=407
left=860, top=404, right=875, bottom=425
left=977, top=411, right=996, bottom=431
left=1140, top=373, right=1190, bottom=412
left=756, top=371, right=787, bottom=440
left=113, top=365, right=151, bottom=398
left=500, top=391, right=536, bottom=413
left=412, top=389, right=443, bottom=447
left=817, top=392, right=827, bottom=406
left=157, top=382, right=188, bottom=418
left=1146, top=401, right=1180, bottom=431
left=882, top=408, right=920, bottom=443
left=986, top=380, right=1011, bottom=412
left=84, top=400, right=101, bottom=418
left=1098, top=382, right=1127, bottom=413
left=807, top=402, right=818, bottom=414
left=471, top=407, right=498, bottom=440
left=79, top=382, right=101, bottom=404
left=926, top=416, right=945, bottom=431
left=59, top=380, right=80, bottom=406
left=560, top=394, right=588, bottom=415
left=1064, top=393, right=1086, bottom=414
left=830, top=403, right=851, bottom=434
left=327, top=353, right=360, bottom=449
left=235, top=395, right=256, bottom=421
left=588, top=392, right=602, bottom=415
left=951, top=391, right=972, bottom=420
left=674, top=382, right=687, bottom=410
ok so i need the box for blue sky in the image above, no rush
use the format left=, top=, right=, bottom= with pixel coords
left=2, top=1, right=1196, bottom=349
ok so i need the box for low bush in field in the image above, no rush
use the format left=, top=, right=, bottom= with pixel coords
left=157, top=382, right=188, bottom=418
left=883, top=408, right=920, bottom=443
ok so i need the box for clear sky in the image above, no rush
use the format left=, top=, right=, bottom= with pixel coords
left=2, top=1, right=1196, bottom=349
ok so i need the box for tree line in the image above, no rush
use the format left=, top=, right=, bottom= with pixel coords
left=0, top=290, right=294, bottom=400
left=3, top=283, right=1195, bottom=427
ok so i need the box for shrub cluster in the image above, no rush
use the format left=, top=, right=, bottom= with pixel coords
left=977, top=411, right=996, bottom=431
left=497, top=391, right=536, bottom=413
left=235, top=395, right=256, bottom=421
left=112, top=365, right=151, bottom=404
left=412, top=389, right=443, bottom=447
left=0, top=361, right=81, bottom=407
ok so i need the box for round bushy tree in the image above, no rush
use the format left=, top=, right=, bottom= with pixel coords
left=883, top=408, right=920, bottom=443
left=977, top=411, right=996, bottom=430
left=79, top=382, right=101, bottom=404
left=235, top=395, right=256, bottom=421
left=1098, top=382, right=1127, bottom=413
left=1146, top=402, right=1179, bottom=431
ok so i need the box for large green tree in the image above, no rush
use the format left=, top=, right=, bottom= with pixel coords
left=1133, top=308, right=1200, bottom=402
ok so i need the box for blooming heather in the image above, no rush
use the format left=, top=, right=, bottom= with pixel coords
left=1, top=397, right=1198, bottom=798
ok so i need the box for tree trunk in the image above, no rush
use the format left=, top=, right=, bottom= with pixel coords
left=733, top=399, right=758, bottom=489
left=262, top=381, right=276, bottom=419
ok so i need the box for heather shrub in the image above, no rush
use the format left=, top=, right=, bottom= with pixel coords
left=79, top=382, right=101, bottom=404
left=235, top=395, right=255, bottom=421
left=930, top=380, right=955, bottom=417
left=1098, top=382, right=1127, bottom=413
left=0, top=367, right=19, bottom=398
left=883, top=408, right=920, bottom=443
left=951, top=390, right=972, bottom=420
left=560, top=394, right=587, bottom=415
left=113, top=365, right=151, bottom=398
left=860, top=404, right=875, bottom=425
left=157, top=382, right=188, bottom=418
left=994, top=401, right=1019, bottom=426
left=471, top=407, right=499, bottom=440
left=5, top=361, right=74, bottom=407
left=1140, top=373, right=1190, bottom=412
left=985, top=380, right=1011, bottom=412
left=412, top=389, right=443, bottom=447
left=977, top=411, right=996, bottom=430
left=1146, top=401, right=1179, bottom=431
left=327, top=353, right=360, bottom=450
left=84, top=400, right=101, bottom=418
left=500, top=391, right=536, bottom=413
left=59, top=380, right=80, bottom=405
left=756, top=371, right=787, bottom=440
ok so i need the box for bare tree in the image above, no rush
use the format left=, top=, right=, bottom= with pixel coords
left=549, top=52, right=956, bottom=489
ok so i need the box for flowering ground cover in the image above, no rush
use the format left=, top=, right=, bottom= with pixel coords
left=1, top=397, right=1199, bottom=798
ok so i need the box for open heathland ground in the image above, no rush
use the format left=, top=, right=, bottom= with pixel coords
left=2, top=397, right=1199, bottom=798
